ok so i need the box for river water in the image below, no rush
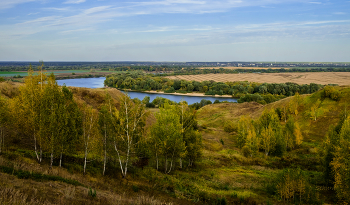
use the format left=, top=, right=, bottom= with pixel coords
left=56, top=77, right=237, bottom=104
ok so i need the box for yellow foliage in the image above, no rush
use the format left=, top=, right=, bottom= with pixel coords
left=294, top=122, right=303, bottom=147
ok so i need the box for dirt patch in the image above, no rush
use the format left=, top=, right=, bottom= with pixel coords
left=167, top=72, right=350, bottom=85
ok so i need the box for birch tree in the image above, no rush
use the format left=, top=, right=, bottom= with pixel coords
left=58, top=86, right=82, bottom=167
left=115, top=95, right=148, bottom=178
left=40, top=73, right=66, bottom=168
left=98, top=93, right=116, bottom=175
left=18, top=65, right=47, bottom=162
left=82, top=103, right=99, bottom=174
left=150, top=103, right=185, bottom=173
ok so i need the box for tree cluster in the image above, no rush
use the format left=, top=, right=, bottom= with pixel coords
left=105, top=72, right=323, bottom=102
left=0, top=67, right=202, bottom=178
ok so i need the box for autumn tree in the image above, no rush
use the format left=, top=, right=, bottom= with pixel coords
left=0, top=95, right=8, bottom=153
left=114, top=95, right=148, bottom=178
left=331, top=116, right=350, bottom=203
left=322, top=110, right=348, bottom=186
left=310, top=99, right=322, bottom=121
left=98, top=93, right=116, bottom=175
left=58, top=86, right=82, bottom=167
left=150, top=103, right=185, bottom=173
left=237, top=116, right=254, bottom=148
left=176, top=101, right=201, bottom=167
left=40, top=73, right=70, bottom=168
left=245, top=129, right=260, bottom=157
left=17, top=65, right=47, bottom=162
left=81, top=103, right=99, bottom=174
left=258, top=109, right=281, bottom=156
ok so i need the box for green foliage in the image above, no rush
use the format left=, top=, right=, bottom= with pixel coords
left=322, top=86, right=341, bottom=101
left=0, top=77, right=5, bottom=82
left=266, top=168, right=321, bottom=204
left=132, top=185, right=139, bottom=192
left=105, top=72, right=322, bottom=101
left=88, top=187, right=97, bottom=198
left=214, top=197, right=227, bottom=205
left=223, top=121, right=237, bottom=133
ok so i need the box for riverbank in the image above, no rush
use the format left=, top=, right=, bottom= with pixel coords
left=121, top=89, right=235, bottom=98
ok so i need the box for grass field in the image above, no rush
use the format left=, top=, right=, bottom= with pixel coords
left=167, top=72, right=350, bottom=85
left=0, top=70, right=91, bottom=77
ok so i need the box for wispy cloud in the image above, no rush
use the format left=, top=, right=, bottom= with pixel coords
left=333, top=12, right=346, bottom=15
left=0, top=0, right=38, bottom=10
left=60, top=28, right=94, bottom=34
left=28, top=12, right=40, bottom=15
left=63, top=0, right=86, bottom=4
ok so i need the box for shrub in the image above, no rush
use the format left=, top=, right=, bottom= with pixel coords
left=241, top=145, right=251, bottom=158
left=223, top=121, right=237, bottom=133
left=88, top=187, right=97, bottom=198
left=322, top=86, right=340, bottom=101
left=132, top=185, right=139, bottom=192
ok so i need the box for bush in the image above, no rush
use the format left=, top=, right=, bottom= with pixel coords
left=146, top=102, right=155, bottom=108
left=132, top=185, right=139, bottom=192
left=241, top=146, right=251, bottom=158
left=0, top=77, right=5, bottom=82
left=322, top=86, right=341, bottom=101
left=223, top=122, right=237, bottom=133
left=88, top=187, right=97, bottom=198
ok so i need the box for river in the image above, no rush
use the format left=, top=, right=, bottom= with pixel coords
left=56, top=77, right=237, bottom=104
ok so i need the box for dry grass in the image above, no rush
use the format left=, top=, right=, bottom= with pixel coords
left=167, top=72, right=350, bottom=86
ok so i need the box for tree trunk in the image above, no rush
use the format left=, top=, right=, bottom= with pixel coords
left=84, top=148, right=87, bottom=174
left=156, top=152, right=159, bottom=170
left=103, top=125, right=107, bottom=175
left=50, top=151, right=54, bottom=169
left=59, top=151, right=63, bottom=167
left=0, top=128, right=2, bottom=154
left=33, top=132, right=40, bottom=162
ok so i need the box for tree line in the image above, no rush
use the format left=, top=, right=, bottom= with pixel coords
left=105, top=72, right=324, bottom=104
left=0, top=66, right=202, bottom=178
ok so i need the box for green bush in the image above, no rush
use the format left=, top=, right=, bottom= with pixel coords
left=241, top=145, right=251, bottom=158
left=223, top=121, right=237, bottom=133
left=132, top=185, right=139, bottom=192
left=88, top=187, right=97, bottom=198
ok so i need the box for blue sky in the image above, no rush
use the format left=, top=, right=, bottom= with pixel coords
left=0, top=0, right=349, bottom=62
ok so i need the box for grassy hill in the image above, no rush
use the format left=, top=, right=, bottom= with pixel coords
left=0, top=81, right=349, bottom=204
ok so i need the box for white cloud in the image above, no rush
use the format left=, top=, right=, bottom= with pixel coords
left=63, top=0, right=86, bottom=4
left=0, top=0, right=37, bottom=10
left=84, top=6, right=111, bottom=14
left=333, top=12, right=346, bottom=15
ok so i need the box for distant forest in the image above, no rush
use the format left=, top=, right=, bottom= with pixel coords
left=1, top=62, right=350, bottom=74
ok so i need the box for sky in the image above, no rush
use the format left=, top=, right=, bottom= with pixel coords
left=0, top=0, right=349, bottom=62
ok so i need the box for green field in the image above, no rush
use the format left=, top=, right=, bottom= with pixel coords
left=0, top=70, right=90, bottom=77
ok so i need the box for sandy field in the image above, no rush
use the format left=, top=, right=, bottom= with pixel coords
left=199, top=67, right=289, bottom=70
left=166, top=72, right=350, bottom=86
